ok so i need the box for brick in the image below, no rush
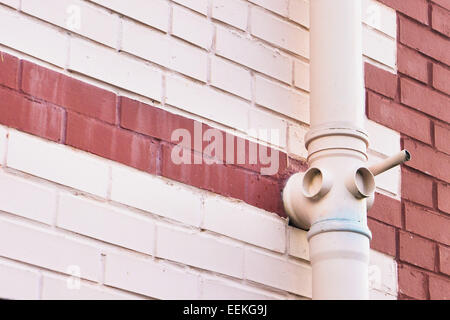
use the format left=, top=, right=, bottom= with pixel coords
left=247, top=109, right=288, bottom=149
left=248, top=0, right=288, bottom=16
left=66, top=112, right=157, bottom=173
left=405, top=202, right=450, bottom=245
left=288, top=0, right=309, bottom=28
left=0, top=87, right=63, bottom=142
left=165, top=75, right=249, bottom=131
left=57, top=193, right=156, bottom=255
left=0, top=51, right=19, bottom=89
left=0, top=258, right=39, bottom=300
left=110, top=164, right=203, bottom=227
left=437, top=183, right=450, bottom=214
left=104, top=252, right=199, bottom=299
left=7, top=129, right=110, bottom=198
left=201, top=275, right=283, bottom=300
left=210, top=56, right=252, bottom=100
left=245, top=172, right=285, bottom=216
left=368, top=218, right=397, bottom=256
left=0, top=217, right=101, bottom=281
left=172, top=5, right=212, bottom=49
left=404, top=139, right=450, bottom=183
left=250, top=6, right=309, bottom=57
left=0, top=0, right=19, bottom=8
left=41, top=273, right=143, bottom=300
left=399, top=15, right=450, bottom=65
left=156, top=223, right=245, bottom=278
left=397, top=45, right=429, bottom=84
left=0, top=7, right=67, bottom=67
left=22, top=61, right=116, bottom=124
left=398, top=264, right=428, bottom=299
left=287, top=123, right=308, bottom=159
left=431, top=4, right=450, bottom=37
left=254, top=75, right=309, bottom=123
left=245, top=248, right=312, bottom=297
left=215, top=26, right=292, bottom=84
left=432, top=0, right=450, bottom=11
left=362, top=25, right=397, bottom=69
left=293, top=59, right=309, bottom=92
left=379, top=0, right=429, bottom=25
left=212, top=0, right=248, bottom=31
left=365, top=63, right=397, bottom=99
left=429, top=276, right=450, bottom=300
left=367, top=92, right=432, bottom=144
left=399, top=231, right=436, bottom=271
left=0, top=125, right=7, bottom=165
left=439, top=245, right=450, bottom=276
left=369, top=249, right=398, bottom=296
left=0, top=171, right=56, bottom=225
left=401, top=78, right=450, bottom=123
left=21, top=0, right=119, bottom=48
left=288, top=227, right=309, bottom=261
left=172, top=0, right=208, bottom=15
left=202, top=194, right=286, bottom=252
left=368, top=193, right=402, bottom=227
left=432, top=63, right=450, bottom=96
left=69, top=37, right=162, bottom=101
left=435, top=124, right=450, bottom=155
left=366, top=119, right=401, bottom=156
left=402, top=168, right=434, bottom=208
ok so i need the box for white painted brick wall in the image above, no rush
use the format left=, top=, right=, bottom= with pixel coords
left=172, top=5, right=212, bottom=49
left=212, top=0, right=248, bottom=31
left=57, top=192, right=156, bottom=255
left=0, top=125, right=7, bottom=166
left=90, top=0, right=170, bottom=32
left=173, top=0, right=208, bottom=15
left=0, top=257, right=40, bottom=300
left=0, top=170, right=57, bottom=225
left=210, top=56, right=252, bottom=100
left=0, top=0, right=18, bottom=9
left=248, top=0, right=288, bottom=16
left=21, top=0, right=120, bottom=48
left=288, top=0, right=309, bottom=28
left=156, top=222, right=245, bottom=278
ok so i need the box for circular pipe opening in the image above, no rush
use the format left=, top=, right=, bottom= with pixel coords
left=302, top=168, right=324, bottom=199
left=354, top=167, right=376, bottom=198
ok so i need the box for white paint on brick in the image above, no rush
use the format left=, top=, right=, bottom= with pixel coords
left=362, top=0, right=397, bottom=38
left=110, top=163, right=203, bottom=227
left=172, top=5, right=212, bottom=50
left=0, top=7, right=67, bottom=67
left=0, top=257, right=39, bottom=300
left=201, top=275, right=284, bottom=300
left=21, top=0, right=119, bottom=48
left=287, top=123, right=308, bottom=159
left=215, top=26, right=292, bottom=84
left=363, top=24, right=397, bottom=69
left=156, top=222, right=245, bottom=278
left=245, top=247, right=312, bottom=297
left=7, top=130, right=110, bottom=198
left=250, top=6, right=309, bottom=57
left=293, top=59, right=310, bottom=91
left=366, top=119, right=401, bottom=157
left=166, top=74, right=249, bottom=131
left=0, top=125, right=7, bottom=166
left=69, top=37, right=162, bottom=100
left=0, top=170, right=57, bottom=225
left=210, top=56, right=252, bottom=100
left=90, top=0, right=169, bottom=32
left=0, top=0, right=19, bottom=9
left=249, top=0, right=288, bottom=17
left=370, top=289, right=397, bottom=300
left=288, top=0, right=309, bottom=28
left=122, top=19, right=207, bottom=82
left=254, top=75, right=309, bottom=123
left=212, top=0, right=248, bottom=31
left=173, top=0, right=208, bottom=16
left=0, top=216, right=101, bottom=281
left=41, top=273, right=145, bottom=300
left=104, top=251, right=199, bottom=299
left=288, top=226, right=309, bottom=261
left=57, top=192, right=156, bottom=255
left=202, top=195, right=286, bottom=253
left=247, top=109, right=287, bottom=148
left=369, top=249, right=398, bottom=297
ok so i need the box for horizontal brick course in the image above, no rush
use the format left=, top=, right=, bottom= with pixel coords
left=439, top=245, right=450, bottom=276
left=398, top=264, right=428, bottom=299
left=397, top=44, right=429, bottom=84
left=431, top=4, right=450, bottom=37
left=399, top=231, right=436, bottom=271
left=368, top=218, right=397, bottom=256
left=365, top=63, right=398, bottom=99
left=368, top=192, right=402, bottom=228
left=437, top=183, right=450, bottom=214
left=379, top=0, right=429, bottom=25
left=432, top=63, right=450, bottom=96
left=401, top=168, right=434, bottom=208
left=0, top=52, right=19, bottom=89
left=429, top=275, right=450, bottom=299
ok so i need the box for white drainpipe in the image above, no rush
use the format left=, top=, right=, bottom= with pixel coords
left=283, top=0, right=410, bottom=299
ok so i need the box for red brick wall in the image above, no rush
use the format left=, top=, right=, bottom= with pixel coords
left=367, top=0, right=450, bottom=300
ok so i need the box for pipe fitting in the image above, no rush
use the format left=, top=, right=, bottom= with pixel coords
left=346, top=167, right=376, bottom=199
left=302, top=167, right=333, bottom=200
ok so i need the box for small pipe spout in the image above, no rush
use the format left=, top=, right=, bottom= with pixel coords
left=369, top=150, right=411, bottom=176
